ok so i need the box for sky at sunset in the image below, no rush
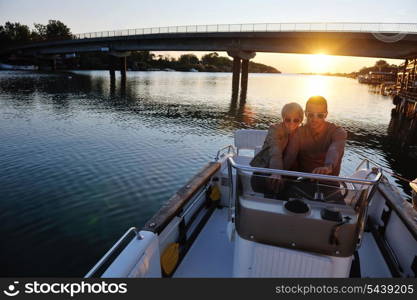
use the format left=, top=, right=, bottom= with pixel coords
left=1, top=0, right=415, bottom=73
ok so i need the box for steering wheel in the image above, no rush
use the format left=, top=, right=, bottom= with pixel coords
left=285, top=178, right=348, bottom=203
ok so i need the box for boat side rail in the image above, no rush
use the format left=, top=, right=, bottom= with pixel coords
left=142, top=162, right=221, bottom=234
left=85, top=227, right=141, bottom=278
left=227, top=157, right=382, bottom=185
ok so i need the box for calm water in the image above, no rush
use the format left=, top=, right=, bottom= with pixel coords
left=0, top=70, right=416, bottom=276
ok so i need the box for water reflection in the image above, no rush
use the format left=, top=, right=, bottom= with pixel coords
left=0, top=70, right=416, bottom=277
left=388, top=112, right=417, bottom=150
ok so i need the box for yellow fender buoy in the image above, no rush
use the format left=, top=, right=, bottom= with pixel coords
left=209, top=184, right=221, bottom=202
left=160, top=243, right=180, bottom=276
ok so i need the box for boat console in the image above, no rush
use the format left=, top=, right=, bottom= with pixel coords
left=227, top=157, right=382, bottom=277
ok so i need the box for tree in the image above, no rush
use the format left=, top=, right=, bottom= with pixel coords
left=32, top=23, right=47, bottom=41
left=179, top=54, right=199, bottom=65
left=33, top=20, right=72, bottom=40
left=375, top=60, right=389, bottom=71
left=201, top=52, right=220, bottom=65
left=0, top=22, right=32, bottom=47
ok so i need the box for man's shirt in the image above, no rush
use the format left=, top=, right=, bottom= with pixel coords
left=283, top=122, right=347, bottom=176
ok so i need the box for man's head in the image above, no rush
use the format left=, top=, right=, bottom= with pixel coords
left=305, top=96, right=328, bottom=130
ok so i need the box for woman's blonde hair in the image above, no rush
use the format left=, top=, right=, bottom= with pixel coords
left=281, top=102, right=304, bottom=122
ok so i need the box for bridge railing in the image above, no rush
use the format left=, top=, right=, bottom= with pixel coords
left=73, top=22, right=417, bottom=39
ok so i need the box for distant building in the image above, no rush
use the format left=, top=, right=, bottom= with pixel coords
left=394, top=58, right=417, bottom=118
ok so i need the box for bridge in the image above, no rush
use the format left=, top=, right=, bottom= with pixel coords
left=8, top=22, right=417, bottom=99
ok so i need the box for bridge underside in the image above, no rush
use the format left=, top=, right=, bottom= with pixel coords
left=13, top=32, right=417, bottom=59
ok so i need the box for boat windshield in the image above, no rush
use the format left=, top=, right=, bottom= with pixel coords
left=227, top=157, right=382, bottom=210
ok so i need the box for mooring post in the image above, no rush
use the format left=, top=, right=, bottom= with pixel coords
left=400, top=59, right=409, bottom=92
left=240, top=59, right=249, bottom=100
left=232, top=57, right=241, bottom=97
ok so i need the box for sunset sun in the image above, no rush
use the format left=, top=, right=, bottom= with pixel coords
left=308, top=53, right=332, bottom=73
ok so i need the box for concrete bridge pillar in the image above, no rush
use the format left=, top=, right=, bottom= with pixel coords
left=232, top=57, right=241, bottom=98
left=227, top=51, right=256, bottom=100
left=108, top=51, right=131, bottom=85
left=109, top=56, right=116, bottom=87
left=240, top=59, right=249, bottom=100
left=120, top=57, right=127, bottom=87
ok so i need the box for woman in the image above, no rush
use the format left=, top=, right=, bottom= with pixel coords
left=250, top=102, right=303, bottom=196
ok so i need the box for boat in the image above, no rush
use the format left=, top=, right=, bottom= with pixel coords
left=0, top=63, right=38, bottom=71
left=85, top=129, right=417, bottom=278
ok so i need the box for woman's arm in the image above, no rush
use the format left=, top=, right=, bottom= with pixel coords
left=283, top=129, right=300, bottom=170
left=268, top=125, right=287, bottom=170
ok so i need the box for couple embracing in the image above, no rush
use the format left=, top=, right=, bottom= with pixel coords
left=250, top=95, right=347, bottom=197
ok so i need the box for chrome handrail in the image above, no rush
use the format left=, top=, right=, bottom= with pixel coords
left=73, top=22, right=417, bottom=40
left=85, top=227, right=141, bottom=278
left=227, top=157, right=382, bottom=185
left=215, top=144, right=236, bottom=161
left=355, top=158, right=370, bottom=171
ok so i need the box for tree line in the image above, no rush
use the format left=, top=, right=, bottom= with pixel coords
left=354, top=60, right=399, bottom=76
left=0, top=20, right=280, bottom=73
left=0, top=20, right=72, bottom=49
left=75, top=52, right=280, bottom=73
left=302, top=60, right=400, bottom=78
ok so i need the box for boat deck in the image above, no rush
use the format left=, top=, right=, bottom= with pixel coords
left=174, top=208, right=234, bottom=277
left=173, top=206, right=392, bottom=278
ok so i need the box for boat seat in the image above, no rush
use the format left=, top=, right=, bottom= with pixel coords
left=233, top=234, right=352, bottom=277
left=234, top=129, right=268, bottom=155
left=234, top=156, right=253, bottom=166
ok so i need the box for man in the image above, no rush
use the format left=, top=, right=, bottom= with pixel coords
left=284, top=96, right=347, bottom=176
